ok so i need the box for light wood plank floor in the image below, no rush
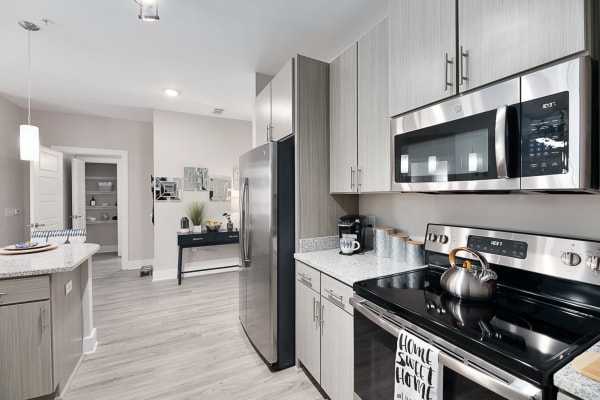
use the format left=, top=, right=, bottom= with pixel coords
left=63, top=254, right=324, bottom=400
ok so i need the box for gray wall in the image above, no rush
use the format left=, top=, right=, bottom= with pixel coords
left=33, top=110, right=154, bottom=263
left=152, top=110, right=252, bottom=280
left=0, top=97, right=26, bottom=246
left=360, top=193, right=600, bottom=242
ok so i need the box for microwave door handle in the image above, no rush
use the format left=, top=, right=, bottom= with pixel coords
left=494, top=105, right=509, bottom=179
left=350, top=296, right=542, bottom=400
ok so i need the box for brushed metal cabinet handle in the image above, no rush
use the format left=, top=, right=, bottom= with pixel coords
left=313, top=297, right=318, bottom=322
left=320, top=304, right=325, bottom=335
left=444, top=53, right=454, bottom=91
left=0, top=292, right=7, bottom=297
left=350, top=167, right=356, bottom=191
left=459, top=46, right=469, bottom=86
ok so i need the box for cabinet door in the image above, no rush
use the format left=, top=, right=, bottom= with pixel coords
left=320, top=297, right=353, bottom=400
left=295, top=279, right=321, bottom=380
left=0, top=301, right=53, bottom=400
left=458, top=0, right=586, bottom=91
left=330, top=42, right=358, bottom=193
left=358, top=18, right=390, bottom=192
left=255, top=83, right=271, bottom=147
left=389, top=0, right=456, bottom=117
left=270, top=58, right=294, bottom=141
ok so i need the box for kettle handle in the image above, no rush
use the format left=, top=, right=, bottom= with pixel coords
left=449, top=247, right=490, bottom=271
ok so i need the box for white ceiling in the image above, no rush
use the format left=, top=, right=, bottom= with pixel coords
left=0, top=0, right=388, bottom=122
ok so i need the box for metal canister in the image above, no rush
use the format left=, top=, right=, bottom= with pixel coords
left=374, top=227, right=394, bottom=258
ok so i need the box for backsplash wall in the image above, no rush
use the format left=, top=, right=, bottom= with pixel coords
left=360, top=193, right=600, bottom=241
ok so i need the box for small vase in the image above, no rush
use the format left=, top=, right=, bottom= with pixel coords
left=192, top=225, right=203, bottom=233
left=227, top=221, right=233, bottom=232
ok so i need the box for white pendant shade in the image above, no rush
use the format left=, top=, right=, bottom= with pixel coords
left=20, top=124, right=40, bottom=161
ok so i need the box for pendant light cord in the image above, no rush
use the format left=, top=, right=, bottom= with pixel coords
left=27, top=27, right=31, bottom=125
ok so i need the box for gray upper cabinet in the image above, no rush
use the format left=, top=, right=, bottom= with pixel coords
left=358, top=17, right=390, bottom=192
left=255, top=84, right=271, bottom=147
left=270, top=58, right=295, bottom=142
left=389, top=0, right=456, bottom=118
left=458, top=0, right=586, bottom=92
left=389, top=0, right=589, bottom=117
left=254, top=59, right=294, bottom=147
left=330, top=43, right=358, bottom=193
left=331, top=18, right=390, bottom=193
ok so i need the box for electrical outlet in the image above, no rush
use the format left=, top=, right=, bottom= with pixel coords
left=366, top=215, right=376, bottom=228
left=14, top=208, right=21, bottom=215
left=65, top=280, right=73, bottom=295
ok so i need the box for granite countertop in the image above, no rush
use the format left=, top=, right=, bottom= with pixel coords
left=0, top=243, right=100, bottom=278
left=555, top=342, right=600, bottom=400
left=294, top=248, right=426, bottom=286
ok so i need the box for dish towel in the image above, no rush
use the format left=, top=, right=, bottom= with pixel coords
left=395, top=329, right=442, bottom=400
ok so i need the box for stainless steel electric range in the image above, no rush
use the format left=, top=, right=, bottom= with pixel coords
left=352, top=224, right=600, bottom=400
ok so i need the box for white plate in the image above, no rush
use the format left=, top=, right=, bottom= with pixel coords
left=3, top=242, right=52, bottom=251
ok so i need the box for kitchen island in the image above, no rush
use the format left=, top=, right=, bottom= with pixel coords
left=0, top=243, right=99, bottom=400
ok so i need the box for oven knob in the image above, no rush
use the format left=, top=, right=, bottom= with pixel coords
left=586, top=256, right=600, bottom=271
left=438, top=235, right=449, bottom=244
left=428, top=233, right=438, bottom=242
left=561, top=252, right=582, bottom=266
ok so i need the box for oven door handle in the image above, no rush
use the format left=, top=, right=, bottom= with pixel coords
left=350, top=296, right=542, bottom=400
left=494, top=105, right=510, bottom=179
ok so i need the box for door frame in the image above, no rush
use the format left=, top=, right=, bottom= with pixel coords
left=53, top=146, right=128, bottom=271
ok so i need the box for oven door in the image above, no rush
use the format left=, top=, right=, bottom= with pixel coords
left=351, top=295, right=543, bottom=400
left=391, top=78, right=520, bottom=192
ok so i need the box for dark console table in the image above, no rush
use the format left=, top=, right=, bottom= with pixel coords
left=177, top=231, right=240, bottom=285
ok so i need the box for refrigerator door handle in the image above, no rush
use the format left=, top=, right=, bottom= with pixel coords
left=241, top=177, right=250, bottom=263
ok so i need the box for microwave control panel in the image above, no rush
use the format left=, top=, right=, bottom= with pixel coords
left=521, top=91, right=569, bottom=177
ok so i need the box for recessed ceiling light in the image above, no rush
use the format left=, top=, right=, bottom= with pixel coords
left=164, top=89, right=179, bottom=97
left=213, top=108, right=224, bottom=114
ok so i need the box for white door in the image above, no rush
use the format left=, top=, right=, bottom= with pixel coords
left=30, top=146, right=64, bottom=235
left=71, top=158, right=86, bottom=229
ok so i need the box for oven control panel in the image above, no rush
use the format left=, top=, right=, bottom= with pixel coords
left=425, top=224, right=600, bottom=285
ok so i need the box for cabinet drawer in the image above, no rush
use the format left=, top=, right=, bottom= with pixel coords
left=296, top=261, right=320, bottom=293
left=321, top=274, right=353, bottom=315
left=177, top=232, right=216, bottom=246
left=216, top=231, right=240, bottom=244
left=0, top=276, right=50, bottom=306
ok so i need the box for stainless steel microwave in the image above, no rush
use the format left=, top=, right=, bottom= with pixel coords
left=391, top=56, right=598, bottom=193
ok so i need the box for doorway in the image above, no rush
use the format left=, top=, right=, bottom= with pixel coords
left=53, top=146, right=129, bottom=271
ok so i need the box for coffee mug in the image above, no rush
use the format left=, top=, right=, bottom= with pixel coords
left=340, top=238, right=361, bottom=254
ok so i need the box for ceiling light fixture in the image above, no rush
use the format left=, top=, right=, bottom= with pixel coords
left=164, top=88, right=179, bottom=97
left=134, top=0, right=160, bottom=21
left=18, top=20, right=40, bottom=161
left=213, top=108, right=224, bottom=115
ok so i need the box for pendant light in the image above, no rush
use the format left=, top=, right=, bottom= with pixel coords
left=18, top=20, right=40, bottom=161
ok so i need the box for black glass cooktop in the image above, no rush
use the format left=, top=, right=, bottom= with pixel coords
left=354, top=266, right=600, bottom=386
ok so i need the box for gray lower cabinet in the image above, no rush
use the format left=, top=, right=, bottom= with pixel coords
left=295, top=261, right=353, bottom=400
left=389, top=0, right=589, bottom=117
left=557, top=392, right=579, bottom=400
left=0, top=277, right=53, bottom=400
left=331, top=17, right=389, bottom=193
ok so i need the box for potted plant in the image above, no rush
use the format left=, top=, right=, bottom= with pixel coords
left=186, top=201, right=206, bottom=232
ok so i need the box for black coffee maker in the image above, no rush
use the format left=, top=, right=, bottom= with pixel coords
left=338, top=215, right=366, bottom=254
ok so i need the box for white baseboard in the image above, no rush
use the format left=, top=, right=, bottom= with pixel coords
left=152, top=257, right=239, bottom=282
left=125, top=258, right=154, bottom=271
left=83, top=327, right=97, bottom=354
left=98, top=245, right=118, bottom=253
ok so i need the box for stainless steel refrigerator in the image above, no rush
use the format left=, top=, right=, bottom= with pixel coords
left=238, top=138, right=295, bottom=370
